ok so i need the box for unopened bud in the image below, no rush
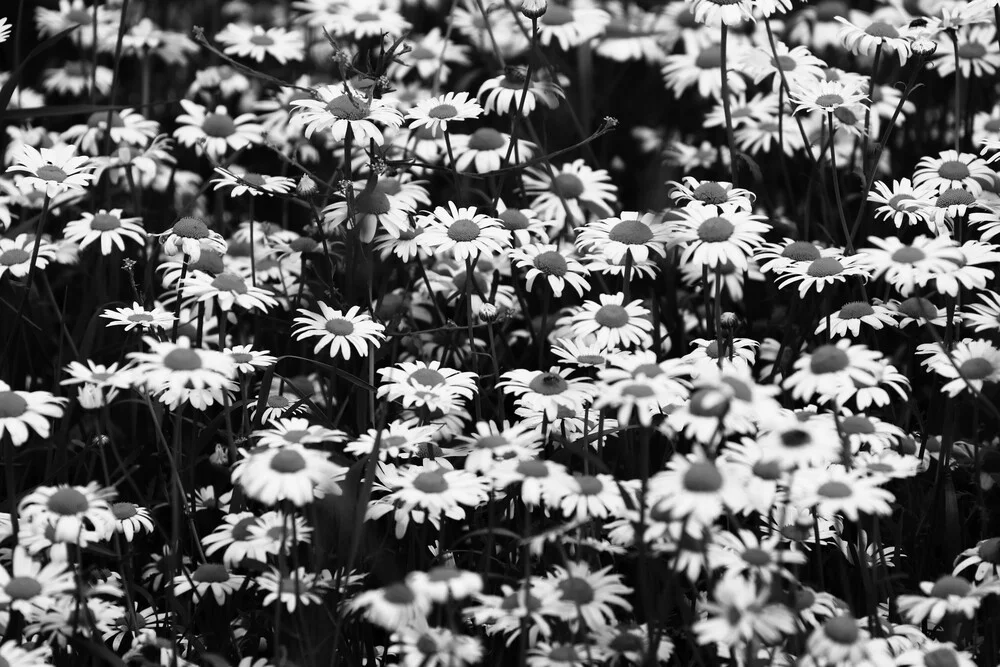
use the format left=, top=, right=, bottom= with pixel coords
left=520, top=0, right=547, bottom=19
left=297, top=175, right=317, bottom=195
left=911, top=37, right=937, bottom=56
left=479, top=303, right=500, bottom=323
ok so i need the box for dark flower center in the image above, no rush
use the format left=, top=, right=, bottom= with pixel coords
left=609, top=220, right=653, bottom=245
left=541, top=5, right=575, bottom=25
left=356, top=191, right=391, bottom=216
left=957, top=42, right=987, bottom=59
left=528, top=372, right=568, bottom=395
left=782, top=241, right=821, bottom=261
left=689, top=388, right=730, bottom=418
left=697, top=217, right=735, bottom=242
left=977, top=537, right=1000, bottom=563
left=742, top=547, right=772, bottom=566
left=90, top=213, right=123, bottom=231
left=428, top=103, right=458, bottom=119
left=938, top=160, right=971, bottom=180
left=173, top=217, right=210, bottom=239
left=468, top=128, right=506, bottom=150
left=809, top=345, right=849, bottom=373
left=87, top=111, right=125, bottom=127
left=557, top=577, right=595, bottom=605
left=695, top=46, right=722, bottom=69
left=773, top=55, right=797, bottom=71
left=499, top=209, right=530, bottom=230
left=6, top=577, right=43, bottom=600
left=270, top=449, right=307, bottom=473
left=202, top=113, right=237, bottom=137
left=48, top=487, right=90, bottom=514
left=192, top=563, right=229, bottom=583
left=412, top=470, right=449, bottom=493
left=823, top=616, right=859, bottom=644
left=211, top=272, right=248, bottom=294
left=815, top=94, right=845, bottom=108
left=0, top=249, right=30, bottom=267
left=960, top=357, right=994, bottom=379
left=534, top=250, right=568, bottom=276
left=594, top=304, right=630, bottom=328
left=231, top=516, right=259, bottom=541
left=249, top=34, right=275, bottom=46
left=111, top=502, right=138, bottom=519
left=817, top=480, right=853, bottom=499
left=447, top=219, right=481, bottom=242
left=930, top=575, right=972, bottom=598
left=410, top=368, right=447, bottom=386
left=693, top=182, right=728, bottom=204
left=682, top=462, right=724, bottom=492
left=324, top=318, right=355, bottom=335
left=840, top=415, right=875, bottom=434
left=36, top=165, right=68, bottom=183
left=164, top=348, right=203, bottom=371
left=574, top=475, right=603, bottom=495
left=326, top=95, right=370, bottom=120
left=551, top=173, right=585, bottom=199
left=839, top=301, right=875, bottom=318
left=865, top=21, right=899, bottom=38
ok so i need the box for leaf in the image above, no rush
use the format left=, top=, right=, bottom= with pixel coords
left=735, top=151, right=763, bottom=185
left=2, top=100, right=182, bottom=121
left=0, top=26, right=80, bottom=123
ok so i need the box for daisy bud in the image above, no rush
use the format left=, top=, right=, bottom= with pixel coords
left=520, top=0, right=547, bottom=18
left=297, top=175, right=317, bottom=195
left=911, top=37, right=937, bottom=56
left=720, top=312, right=742, bottom=335
left=210, top=443, right=229, bottom=467
left=478, top=302, right=499, bottom=323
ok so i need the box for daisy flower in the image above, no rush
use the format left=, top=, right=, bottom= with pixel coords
left=670, top=202, right=771, bottom=272
left=225, top=344, right=277, bottom=375
left=173, top=100, right=263, bottom=161
left=63, top=209, right=145, bottom=255
left=954, top=537, right=1000, bottom=582
left=792, top=467, right=895, bottom=521
left=710, top=529, right=807, bottom=582
left=783, top=340, right=883, bottom=403
left=913, top=150, right=994, bottom=196
left=173, top=564, right=245, bottom=605
left=933, top=24, right=1000, bottom=79
left=868, top=178, right=937, bottom=228
left=576, top=212, right=671, bottom=264
left=182, top=271, right=278, bottom=313
left=756, top=417, right=842, bottom=469
left=323, top=183, right=411, bottom=243
left=450, top=128, right=536, bottom=173
left=896, top=576, right=983, bottom=626
left=406, top=566, right=483, bottom=603
left=791, top=77, right=868, bottom=114
left=211, top=166, right=295, bottom=198
left=0, top=641, right=52, bottom=667
left=233, top=444, right=346, bottom=507
left=157, top=216, right=229, bottom=263
left=858, top=235, right=965, bottom=296
left=391, top=626, right=483, bottom=667
left=662, top=39, right=748, bottom=100
left=536, top=3, right=611, bottom=50
left=368, top=461, right=489, bottom=538
left=918, top=338, right=1000, bottom=396
left=0, top=380, right=66, bottom=447
left=542, top=473, right=628, bottom=522
left=836, top=15, right=912, bottom=64
left=61, top=109, right=160, bottom=153
left=110, top=502, right=154, bottom=542
left=805, top=616, right=873, bottom=664
left=257, top=567, right=331, bottom=612
left=695, top=576, right=797, bottom=647
left=0, top=546, right=75, bottom=617
left=102, top=302, right=175, bottom=332
left=964, top=290, right=1000, bottom=333
left=42, top=61, right=113, bottom=96
left=669, top=177, right=757, bottom=210
left=740, top=41, right=827, bottom=93
left=0, top=233, right=57, bottom=281
left=497, top=367, right=597, bottom=422
left=406, top=92, right=483, bottom=133
left=392, top=28, right=470, bottom=83
left=291, top=85, right=403, bottom=145
left=215, top=23, right=304, bottom=64
left=18, top=481, right=115, bottom=545
left=292, top=303, right=386, bottom=359
left=348, top=581, right=431, bottom=631
left=477, top=68, right=564, bottom=116
left=527, top=642, right=594, bottom=667
left=569, top=294, right=653, bottom=349
left=126, top=336, right=237, bottom=410
left=815, top=301, right=898, bottom=338
left=523, top=159, right=618, bottom=227
left=896, top=642, right=977, bottom=667
left=6, top=143, right=94, bottom=197
left=325, top=4, right=411, bottom=40
left=344, top=420, right=440, bottom=460
left=541, top=561, right=632, bottom=629
left=416, top=202, right=510, bottom=261
left=0, top=17, right=10, bottom=44
left=650, top=453, right=743, bottom=526
left=511, top=243, right=591, bottom=297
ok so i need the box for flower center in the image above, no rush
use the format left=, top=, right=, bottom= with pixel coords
left=87, top=111, right=125, bottom=128
left=938, top=160, right=971, bottom=180
left=781, top=241, right=821, bottom=261
left=91, top=212, right=124, bottom=231
left=742, top=547, right=772, bottom=566
left=978, top=537, right=1000, bottom=563
left=814, top=93, right=845, bottom=108
left=325, top=95, right=370, bottom=121
left=897, top=297, right=936, bottom=319
left=409, top=368, right=447, bottom=386
left=930, top=575, right=972, bottom=597
left=823, top=616, right=859, bottom=644
left=36, top=164, right=68, bottom=183
left=575, top=475, right=603, bottom=495
left=66, top=8, right=94, bottom=24
left=534, top=250, right=568, bottom=276
left=6, top=577, right=43, bottom=600
left=936, top=188, right=976, bottom=207
left=692, top=182, right=728, bottom=204
left=806, top=257, right=844, bottom=277
left=683, top=462, right=724, bottom=492
left=501, top=590, right=541, bottom=611
left=48, top=487, right=90, bottom=514
left=551, top=173, right=585, bottom=199
left=324, top=318, right=355, bottom=335
left=960, top=357, right=994, bottom=380
left=689, top=388, right=730, bottom=418
left=270, top=449, right=307, bottom=473
left=127, top=313, right=154, bottom=323
left=267, top=395, right=291, bottom=409
left=891, top=246, right=926, bottom=264
left=834, top=106, right=858, bottom=126
left=609, top=631, right=644, bottom=653
left=528, top=372, right=568, bottom=395
left=817, top=480, right=853, bottom=499
left=557, top=577, right=595, bottom=604
left=211, top=272, right=248, bottom=294
left=780, top=428, right=813, bottom=448
left=111, top=502, right=138, bottom=519
left=609, top=220, right=653, bottom=245
left=202, top=113, right=236, bottom=138
left=499, top=209, right=530, bottom=231
left=957, top=42, right=987, bottom=59
left=695, top=46, right=722, bottom=69
left=864, top=21, right=899, bottom=38
left=773, top=54, right=797, bottom=71
left=412, top=470, right=449, bottom=493
left=924, top=648, right=960, bottom=667
left=230, top=516, right=258, bottom=541
left=548, top=646, right=581, bottom=662
left=840, top=415, right=875, bottom=434
left=192, top=563, right=229, bottom=583
left=249, top=34, right=275, bottom=46
left=541, top=4, right=575, bottom=25
left=516, top=460, right=550, bottom=477
left=428, top=103, right=458, bottom=119
left=173, top=217, right=210, bottom=239
left=621, top=382, right=656, bottom=399
left=468, top=128, right=506, bottom=150
left=839, top=301, right=874, bottom=319
left=354, top=11, right=381, bottom=21
left=809, top=345, right=849, bottom=373
left=447, top=219, right=481, bottom=242
left=0, top=249, right=30, bottom=267
left=594, top=304, right=630, bottom=328
left=164, top=348, right=203, bottom=371
left=697, top=217, right=735, bottom=242
left=752, top=460, right=783, bottom=480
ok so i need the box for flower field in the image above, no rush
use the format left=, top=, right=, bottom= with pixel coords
left=2, top=0, right=1000, bottom=666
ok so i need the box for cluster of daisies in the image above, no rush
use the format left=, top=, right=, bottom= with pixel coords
left=2, top=0, right=1000, bottom=666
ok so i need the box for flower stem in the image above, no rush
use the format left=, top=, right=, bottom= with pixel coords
left=3, top=192, right=51, bottom=360
left=719, top=23, right=739, bottom=187
left=826, top=112, right=855, bottom=254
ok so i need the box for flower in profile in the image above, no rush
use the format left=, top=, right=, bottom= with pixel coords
left=61, top=109, right=160, bottom=154
left=477, top=67, right=564, bottom=116
left=110, top=502, right=154, bottom=542
left=836, top=14, right=912, bottom=64
left=173, top=100, right=263, bottom=160
left=63, top=209, right=145, bottom=255
left=0, top=379, right=66, bottom=447
left=450, top=128, right=536, bottom=174
left=6, top=144, right=94, bottom=196
left=292, top=303, right=386, bottom=359
left=257, top=567, right=332, bottom=612
left=669, top=177, right=757, bottom=210
left=214, top=23, right=304, bottom=63
left=390, top=626, right=483, bottom=667
left=0, top=233, right=57, bottom=281
left=815, top=301, right=898, bottom=338
left=233, top=444, right=346, bottom=507
left=954, top=537, right=1000, bottom=582
left=662, top=38, right=749, bottom=100
left=805, top=615, right=871, bottom=664
left=102, top=302, right=175, bottom=332
left=918, top=337, right=1000, bottom=396
left=348, top=581, right=432, bottom=630
left=535, top=3, right=610, bottom=50
left=523, top=159, right=618, bottom=227
left=896, top=575, right=983, bottom=626
left=182, top=271, right=278, bottom=313
left=790, top=78, right=868, bottom=114
left=156, top=216, right=228, bottom=263
left=0, top=17, right=11, bottom=44
left=173, top=563, right=245, bottom=605
left=211, top=166, right=295, bottom=198
left=407, top=92, right=483, bottom=133
left=291, top=85, right=403, bottom=145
